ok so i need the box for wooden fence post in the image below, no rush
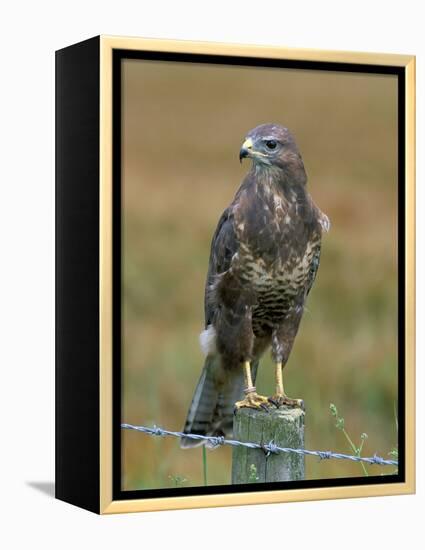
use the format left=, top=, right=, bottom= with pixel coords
left=231, top=406, right=305, bottom=484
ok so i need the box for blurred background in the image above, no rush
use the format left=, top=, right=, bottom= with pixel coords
left=121, top=58, right=398, bottom=490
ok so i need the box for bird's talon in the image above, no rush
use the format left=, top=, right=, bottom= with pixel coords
left=268, top=394, right=304, bottom=409
left=235, top=392, right=270, bottom=411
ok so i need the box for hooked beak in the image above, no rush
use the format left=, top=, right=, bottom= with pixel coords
left=239, top=137, right=253, bottom=163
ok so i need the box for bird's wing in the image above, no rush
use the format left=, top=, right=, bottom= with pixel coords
left=305, top=206, right=329, bottom=297
left=306, top=241, right=322, bottom=297
left=204, top=207, right=238, bottom=327
left=182, top=208, right=240, bottom=446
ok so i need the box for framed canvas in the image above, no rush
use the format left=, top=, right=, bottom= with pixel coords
left=55, top=35, right=415, bottom=514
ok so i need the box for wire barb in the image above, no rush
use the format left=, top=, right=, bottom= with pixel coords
left=121, top=423, right=398, bottom=467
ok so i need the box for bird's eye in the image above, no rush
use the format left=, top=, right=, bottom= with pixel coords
left=265, top=140, right=277, bottom=150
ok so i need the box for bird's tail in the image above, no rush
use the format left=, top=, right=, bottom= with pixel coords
left=180, top=357, right=259, bottom=449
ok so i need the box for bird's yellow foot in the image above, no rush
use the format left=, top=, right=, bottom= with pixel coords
left=235, top=390, right=270, bottom=412
left=268, top=394, right=304, bottom=409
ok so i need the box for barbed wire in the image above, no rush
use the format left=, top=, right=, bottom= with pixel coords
left=121, top=423, right=398, bottom=466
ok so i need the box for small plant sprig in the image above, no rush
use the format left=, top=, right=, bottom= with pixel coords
left=329, top=403, right=369, bottom=477
left=389, top=401, right=399, bottom=474
left=202, top=445, right=208, bottom=486
left=388, top=447, right=398, bottom=461
left=388, top=445, right=399, bottom=475
left=168, top=474, right=188, bottom=487
left=248, top=464, right=260, bottom=483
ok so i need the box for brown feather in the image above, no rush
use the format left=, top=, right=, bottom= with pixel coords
left=181, top=123, right=329, bottom=444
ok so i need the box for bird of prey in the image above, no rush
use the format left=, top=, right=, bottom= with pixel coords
left=181, top=123, right=329, bottom=448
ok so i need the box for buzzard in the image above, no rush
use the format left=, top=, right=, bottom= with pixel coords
left=181, top=123, right=329, bottom=448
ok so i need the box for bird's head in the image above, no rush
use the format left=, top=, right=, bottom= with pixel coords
left=239, top=124, right=304, bottom=179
